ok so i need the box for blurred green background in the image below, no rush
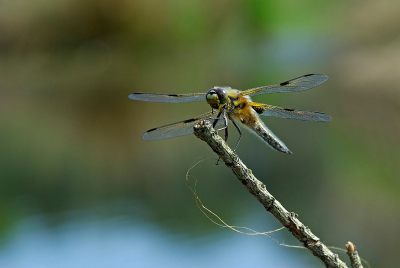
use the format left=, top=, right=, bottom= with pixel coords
left=0, top=0, right=399, bottom=267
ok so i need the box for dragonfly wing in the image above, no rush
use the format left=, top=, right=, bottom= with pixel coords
left=143, top=111, right=225, bottom=140
left=242, top=74, right=328, bottom=96
left=129, top=92, right=206, bottom=103
left=250, top=102, right=331, bottom=122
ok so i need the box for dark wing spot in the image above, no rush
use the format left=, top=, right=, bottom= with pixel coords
left=147, top=127, right=157, bottom=132
left=284, top=108, right=295, bottom=112
left=280, top=81, right=290, bottom=86
left=252, top=106, right=265, bottom=114
left=304, top=74, right=314, bottom=77
left=168, top=94, right=179, bottom=97
left=183, top=118, right=196, bottom=123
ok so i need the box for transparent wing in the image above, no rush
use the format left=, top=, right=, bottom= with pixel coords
left=129, top=92, right=206, bottom=103
left=242, top=74, right=328, bottom=96
left=143, top=111, right=225, bottom=140
left=250, top=102, right=331, bottom=122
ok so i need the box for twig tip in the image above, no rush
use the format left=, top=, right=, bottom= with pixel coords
left=346, top=241, right=355, bottom=253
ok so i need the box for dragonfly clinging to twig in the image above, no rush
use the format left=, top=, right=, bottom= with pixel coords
left=129, top=74, right=331, bottom=154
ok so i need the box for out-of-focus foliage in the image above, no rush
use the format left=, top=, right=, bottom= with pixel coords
left=0, top=0, right=399, bottom=267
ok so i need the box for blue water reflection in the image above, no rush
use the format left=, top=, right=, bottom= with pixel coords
left=0, top=206, right=320, bottom=268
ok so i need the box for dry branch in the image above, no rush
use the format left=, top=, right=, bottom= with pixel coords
left=193, top=120, right=355, bottom=268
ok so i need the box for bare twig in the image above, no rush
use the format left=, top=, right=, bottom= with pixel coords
left=193, top=120, right=351, bottom=268
left=346, top=242, right=364, bottom=268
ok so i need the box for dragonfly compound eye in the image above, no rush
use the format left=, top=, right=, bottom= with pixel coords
left=206, top=87, right=228, bottom=109
left=214, top=88, right=228, bottom=105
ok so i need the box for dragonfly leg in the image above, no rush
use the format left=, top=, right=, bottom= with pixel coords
left=229, top=115, right=242, bottom=152
left=215, top=118, right=229, bottom=165
left=215, top=110, right=229, bottom=165
left=212, top=111, right=222, bottom=128
left=215, top=110, right=228, bottom=132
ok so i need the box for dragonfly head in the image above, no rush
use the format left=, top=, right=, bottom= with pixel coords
left=206, top=87, right=228, bottom=109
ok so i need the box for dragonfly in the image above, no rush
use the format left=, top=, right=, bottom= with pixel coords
left=129, top=74, right=331, bottom=154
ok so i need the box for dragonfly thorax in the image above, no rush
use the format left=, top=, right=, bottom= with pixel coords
left=206, top=87, right=229, bottom=109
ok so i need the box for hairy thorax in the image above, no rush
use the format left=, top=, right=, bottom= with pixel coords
left=225, top=92, right=259, bottom=127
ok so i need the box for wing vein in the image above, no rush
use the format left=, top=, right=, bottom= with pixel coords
left=242, top=74, right=328, bottom=96
left=250, top=102, right=331, bottom=122
left=129, top=92, right=206, bottom=103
